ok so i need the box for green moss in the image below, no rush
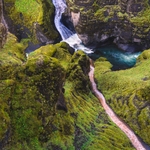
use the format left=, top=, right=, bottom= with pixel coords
left=4, top=0, right=58, bottom=42
left=15, top=0, right=41, bottom=21
left=1, top=33, right=26, bottom=61
left=94, top=57, right=112, bottom=74
left=94, top=7, right=109, bottom=22
left=41, top=0, right=58, bottom=39
left=52, top=42, right=73, bottom=69
left=28, top=44, right=57, bottom=59
left=47, top=50, right=134, bottom=149
left=58, top=80, right=135, bottom=150
left=117, top=12, right=128, bottom=20
left=0, top=33, right=26, bottom=79
left=0, top=80, right=13, bottom=140
left=94, top=5, right=121, bottom=22
left=27, top=42, right=73, bottom=70
left=94, top=50, right=150, bottom=145
left=5, top=0, right=42, bottom=28
left=0, top=37, right=135, bottom=149
left=137, top=49, right=150, bottom=62
left=66, top=50, right=90, bottom=93
left=130, top=7, right=150, bottom=26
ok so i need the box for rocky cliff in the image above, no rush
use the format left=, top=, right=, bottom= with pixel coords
left=0, top=0, right=7, bottom=48
left=66, top=0, right=150, bottom=51
left=3, top=0, right=58, bottom=44
left=0, top=34, right=135, bottom=149
left=0, top=0, right=150, bottom=149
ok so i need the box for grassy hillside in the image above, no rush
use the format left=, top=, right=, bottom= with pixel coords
left=94, top=50, right=150, bottom=145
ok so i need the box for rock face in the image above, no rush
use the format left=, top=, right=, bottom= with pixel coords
left=66, top=0, right=150, bottom=51
left=0, top=0, right=7, bottom=48
left=3, top=0, right=58, bottom=44
left=1, top=0, right=150, bottom=149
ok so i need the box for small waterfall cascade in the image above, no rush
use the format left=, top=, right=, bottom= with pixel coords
left=52, top=0, right=93, bottom=53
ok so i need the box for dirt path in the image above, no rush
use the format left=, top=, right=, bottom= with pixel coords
left=88, top=64, right=146, bottom=150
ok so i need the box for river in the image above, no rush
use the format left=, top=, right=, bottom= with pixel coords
left=52, top=0, right=93, bottom=53
left=88, top=61, right=147, bottom=150
left=52, top=0, right=149, bottom=149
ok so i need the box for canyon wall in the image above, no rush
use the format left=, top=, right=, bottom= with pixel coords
left=0, top=0, right=7, bottom=48
left=3, top=0, right=58, bottom=43
left=66, top=0, right=150, bottom=51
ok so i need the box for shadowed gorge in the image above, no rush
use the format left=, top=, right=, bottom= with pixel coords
left=89, top=44, right=141, bottom=70
left=0, top=0, right=150, bottom=149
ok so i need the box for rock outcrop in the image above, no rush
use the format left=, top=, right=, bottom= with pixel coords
left=0, top=33, right=135, bottom=149
left=3, top=0, right=58, bottom=44
left=0, top=0, right=7, bottom=48
left=66, top=0, right=150, bottom=51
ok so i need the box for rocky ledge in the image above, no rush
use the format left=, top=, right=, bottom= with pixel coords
left=66, top=0, right=150, bottom=51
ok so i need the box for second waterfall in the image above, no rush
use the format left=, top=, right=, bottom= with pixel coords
left=52, top=0, right=93, bottom=53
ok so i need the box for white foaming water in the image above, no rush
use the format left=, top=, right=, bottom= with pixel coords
left=52, top=0, right=73, bottom=40
left=63, top=34, right=93, bottom=53
left=52, top=0, right=93, bottom=54
left=111, top=51, right=140, bottom=62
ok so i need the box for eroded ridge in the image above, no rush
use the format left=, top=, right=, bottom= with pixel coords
left=88, top=62, right=146, bottom=150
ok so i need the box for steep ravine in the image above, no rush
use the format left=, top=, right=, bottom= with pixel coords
left=66, top=0, right=150, bottom=50
left=88, top=60, right=147, bottom=150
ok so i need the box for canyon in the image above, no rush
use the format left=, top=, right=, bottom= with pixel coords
left=0, top=0, right=150, bottom=149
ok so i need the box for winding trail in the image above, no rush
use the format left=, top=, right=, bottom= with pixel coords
left=88, top=61, right=146, bottom=150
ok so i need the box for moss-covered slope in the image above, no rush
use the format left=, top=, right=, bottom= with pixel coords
left=94, top=50, right=150, bottom=145
left=3, top=0, right=58, bottom=43
left=0, top=34, right=135, bottom=149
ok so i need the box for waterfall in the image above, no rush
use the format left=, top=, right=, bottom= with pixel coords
left=52, top=0, right=73, bottom=40
left=52, top=0, right=93, bottom=54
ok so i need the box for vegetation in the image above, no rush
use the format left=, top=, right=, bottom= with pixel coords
left=130, top=6, right=150, bottom=26
left=4, top=0, right=58, bottom=42
left=94, top=5, right=121, bottom=22
left=1, top=0, right=150, bottom=149
left=94, top=50, right=150, bottom=145
left=0, top=34, right=135, bottom=149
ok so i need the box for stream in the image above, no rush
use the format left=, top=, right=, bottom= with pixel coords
left=52, top=0, right=93, bottom=53
left=52, top=0, right=149, bottom=149
left=88, top=61, right=147, bottom=150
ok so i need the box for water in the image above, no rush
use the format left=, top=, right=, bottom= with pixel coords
left=52, top=0, right=73, bottom=40
left=63, top=34, right=93, bottom=53
left=89, top=45, right=141, bottom=70
left=52, top=0, right=93, bottom=54
left=52, top=0, right=141, bottom=67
